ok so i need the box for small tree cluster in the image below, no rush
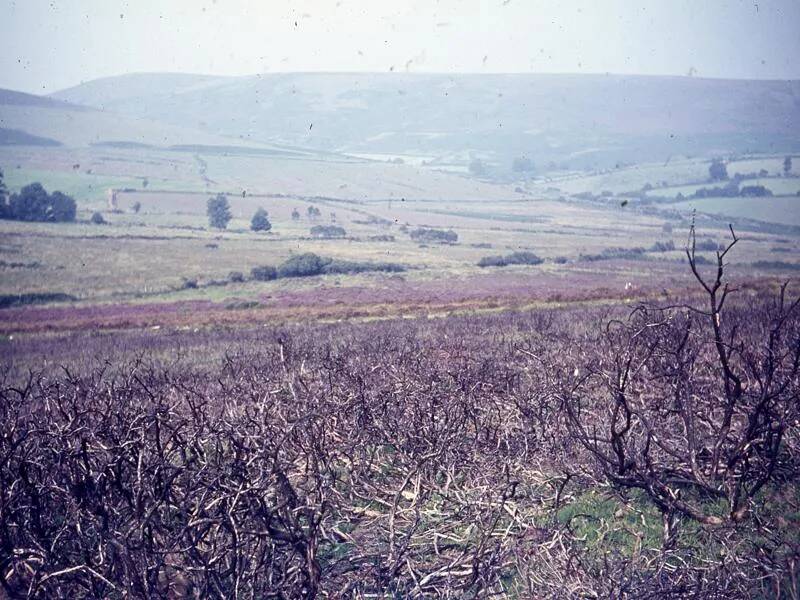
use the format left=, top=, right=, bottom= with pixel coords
left=0, top=182, right=76, bottom=222
left=307, top=205, right=322, bottom=220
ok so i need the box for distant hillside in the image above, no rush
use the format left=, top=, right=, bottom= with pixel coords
left=53, top=72, right=800, bottom=169
left=0, top=86, right=324, bottom=156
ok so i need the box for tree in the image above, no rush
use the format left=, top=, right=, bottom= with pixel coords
left=512, top=156, right=535, bottom=173
left=90, top=211, right=106, bottom=224
left=250, top=207, right=272, bottom=232
left=306, top=205, right=321, bottom=220
left=131, top=201, right=142, bottom=214
left=9, top=182, right=49, bottom=221
left=468, top=158, right=486, bottom=177
left=785, top=156, right=793, bottom=176
left=291, top=208, right=300, bottom=221
left=207, top=194, right=231, bottom=229
left=50, top=191, right=77, bottom=222
left=708, top=159, right=728, bottom=181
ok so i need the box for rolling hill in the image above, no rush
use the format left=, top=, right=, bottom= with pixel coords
left=0, top=86, right=322, bottom=158
left=53, top=72, right=800, bottom=169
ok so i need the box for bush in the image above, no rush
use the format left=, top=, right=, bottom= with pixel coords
left=409, top=228, right=458, bottom=244
left=228, top=271, right=245, bottom=283
left=322, top=260, right=405, bottom=275
left=207, top=194, right=231, bottom=229
left=694, top=238, right=722, bottom=252
left=649, top=240, right=675, bottom=252
left=276, top=253, right=405, bottom=278
left=131, top=201, right=142, bottom=214
left=0, top=292, right=76, bottom=308
left=90, top=211, right=106, bottom=225
left=310, top=225, right=346, bottom=238
left=250, top=208, right=272, bottom=232
left=181, top=278, right=198, bottom=289
left=477, top=255, right=508, bottom=268
left=740, top=185, right=773, bottom=197
left=579, top=247, right=647, bottom=262
left=478, top=251, right=543, bottom=268
left=250, top=265, right=278, bottom=281
left=277, top=253, right=327, bottom=278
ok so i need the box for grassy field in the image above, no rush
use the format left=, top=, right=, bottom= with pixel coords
left=1, top=146, right=798, bottom=336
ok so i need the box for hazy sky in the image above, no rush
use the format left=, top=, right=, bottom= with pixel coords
left=1, top=0, right=799, bottom=94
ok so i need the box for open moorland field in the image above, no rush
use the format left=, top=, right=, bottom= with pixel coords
left=1, top=145, right=799, bottom=335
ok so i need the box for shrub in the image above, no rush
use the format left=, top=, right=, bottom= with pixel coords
left=751, top=260, right=800, bottom=271
left=310, top=225, right=346, bottom=238
left=579, top=247, right=647, bottom=262
left=478, top=251, right=543, bottom=268
left=477, top=255, right=508, bottom=268
left=228, top=271, right=245, bottom=283
left=694, top=238, right=722, bottom=252
left=322, top=260, right=405, bottom=275
left=207, top=194, right=231, bottom=229
left=131, top=201, right=142, bottom=214
left=649, top=240, right=676, bottom=252
left=181, top=278, right=198, bottom=289
left=0, top=292, right=76, bottom=308
left=740, top=185, right=772, bottom=197
left=90, top=211, right=106, bottom=225
left=277, top=253, right=327, bottom=278
left=410, top=228, right=458, bottom=244
left=250, top=208, right=272, bottom=232
left=250, top=265, right=278, bottom=281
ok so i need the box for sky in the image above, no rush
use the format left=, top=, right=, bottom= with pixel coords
left=1, top=0, right=799, bottom=94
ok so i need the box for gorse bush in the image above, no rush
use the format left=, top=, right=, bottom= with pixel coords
left=310, top=224, right=346, bottom=238
left=264, top=253, right=407, bottom=279
left=478, top=251, right=543, bottom=268
left=409, top=227, right=458, bottom=244
left=322, top=259, right=405, bottom=275
left=250, top=265, right=278, bottom=281
left=277, top=252, right=327, bottom=278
